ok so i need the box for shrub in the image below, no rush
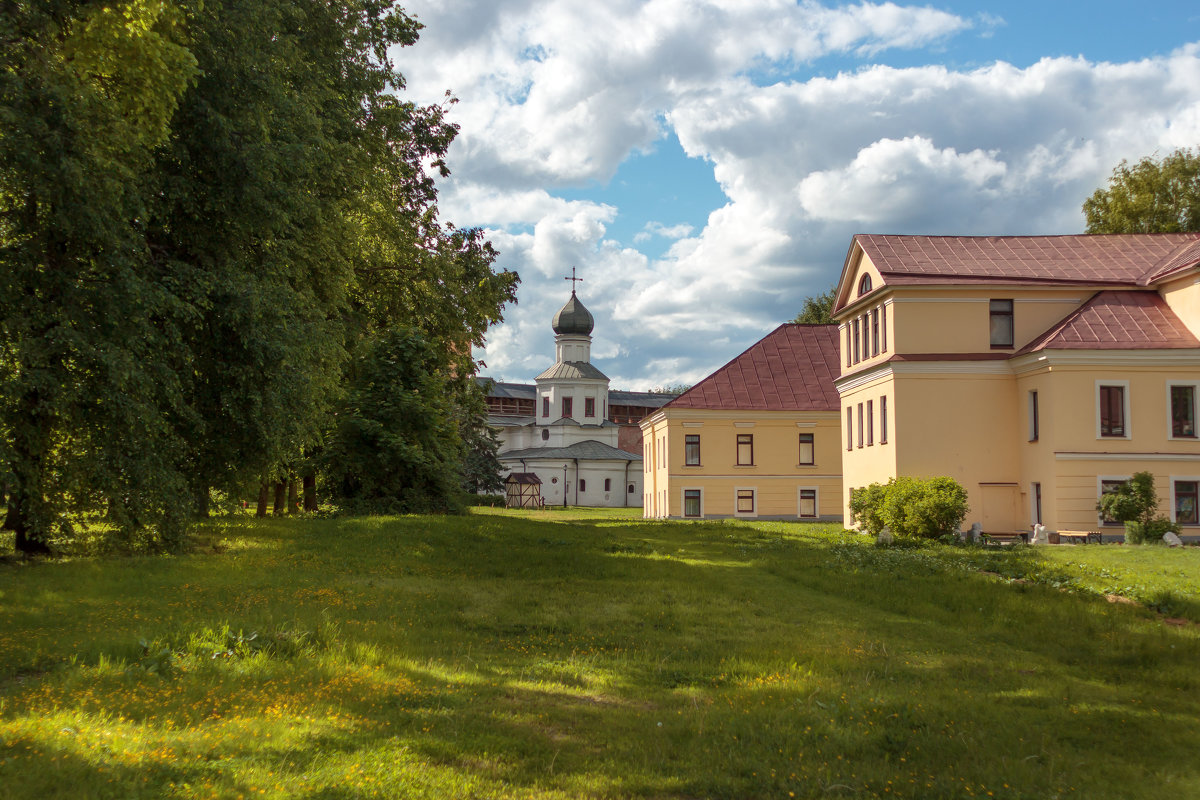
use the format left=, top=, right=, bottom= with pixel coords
left=852, top=476, right=969, bottom=540
left=1097, top=472, right=1171, bottom=544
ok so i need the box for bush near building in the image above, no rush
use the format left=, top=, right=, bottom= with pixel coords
left=850, top=476, right=969, bottom=540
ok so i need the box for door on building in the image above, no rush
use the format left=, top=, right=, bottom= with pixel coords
left=979, top=483, right=1019, bottom=532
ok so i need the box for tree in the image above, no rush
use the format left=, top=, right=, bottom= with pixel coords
left=1083, top=149, right=1200, bottom=233
left=649, top=384, right=691, bottom=395
left=792, top=286, right=837, bottom=324
left=1096, top=471, right=1178, bottom=544
left=324, top=328, right=464, bottom=514
left=1, top=1, right=198, bottom=552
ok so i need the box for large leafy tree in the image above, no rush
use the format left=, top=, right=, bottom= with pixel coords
left=0, top=1, right=198, bottom=551
left=1084, top=148, right=1200, bottom=233
left=792, top=285, right=836, bottom=324
left=1, top=1, right=518, bottom=552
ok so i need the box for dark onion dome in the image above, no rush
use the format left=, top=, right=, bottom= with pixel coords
left=552, top=291, right=594, bottom=335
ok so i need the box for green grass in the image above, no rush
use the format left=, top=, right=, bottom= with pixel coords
left=1, top=510, right=1199, bottom=799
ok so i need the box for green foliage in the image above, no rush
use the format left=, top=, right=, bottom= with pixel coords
left=791, top=285, right=837, bottom=324
left=648, top=384, right=691, bottom=395
left=848, top=483, right=889, bottom=535
left=1084, top=148, right=1200, bottom=233
left=1096, top=471, right=1166, bottom=543
left=852, top=476, right=969, bottom=540
left=324, top=328, right=464, bottom=514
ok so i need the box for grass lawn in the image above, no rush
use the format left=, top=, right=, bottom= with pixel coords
left=1, top=508, right=1199, bottom=799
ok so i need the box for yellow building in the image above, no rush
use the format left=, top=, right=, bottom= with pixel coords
left=832, top=234, right=1200, bottom=538
left=640, top=324, right=843, bottom=520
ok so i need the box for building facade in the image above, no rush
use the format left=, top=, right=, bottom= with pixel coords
left=832, top=234, right=1200, bottom=536
left=640, top=324, right=844, bottom=520
left=482, top=290, right=674, bottom=507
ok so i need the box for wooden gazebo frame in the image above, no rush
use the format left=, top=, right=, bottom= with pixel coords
left=504, top=473, right=544, bottom=509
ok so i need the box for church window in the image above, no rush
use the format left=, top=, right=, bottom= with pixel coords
left=736, top=434, right=753, bottom=466
left=579, top=479, right=586, bottom=492
left=858, top=274, right=872, bottom=296
left=543, top=397, right=549, bottom=417
left=604, top=478, right=611, bottom=492
left=685, top=434, right=700, bottom=465
left=798, top=433, right=814, bottom=465
left=628, top=483, right=635, bottom=493
left=562, top=397, right=573, bottom=418
left=585, top=397, right=595, bottom=417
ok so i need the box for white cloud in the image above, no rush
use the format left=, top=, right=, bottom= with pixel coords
left=392, top=2, right=1200, bottom=389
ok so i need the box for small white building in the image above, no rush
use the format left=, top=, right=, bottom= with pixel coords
left=492, top=289, right=648, bottom=507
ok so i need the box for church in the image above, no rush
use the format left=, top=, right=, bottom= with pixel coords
left=479, top=279, right=674, bottom=507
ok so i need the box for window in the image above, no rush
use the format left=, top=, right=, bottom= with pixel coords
left=604, top=478, right=611, bottom=492
left=736, top=489, right=755, bottom=514
left=1099, top=384, right=1126, bottom=437
left=858, top=274, right=872, bottom=296
left=579, top=479, right=586, bottom=492
left=857, top=403, right=864, bottom=448
left=1099, top=478, right=1128, bottom=525
left=866, top=399, right=874, bottom=446
left=541, top=429, right=550, bottom=441
left=1032, top=482, right=1042, bottom=525
left=881, top=304, right=887, bottom=352
left=852, top=318, right=861, bottom=363
left=1171, top=385, right=1196, bottom=438
left=846, top=408, right=853, bottom=451
left=798, top=488, right=817, bottom=518
left=585, top=397, right=595, bottom=417
left=1029, top=390, right=1039, bottom=441
left=685, top=434, right=701, bottom=465
left=871, top=309, right=879, bottom=356
left=798, top=433, right=814, bottom=465
left=845, top=325, right=851, bottom=367
left=543, top=397, right=549, bottom=417
left=628, top=483, right=635, bottom=493
left=562, top=397, right=573, bottom=418
left=990, top=299, right=1014, bottom=347
left=1175, top=480, right=1198, bottom=525
left=683, top=489, right=702, bottom=517
left=736, top=434, right=754, bottom=465
left=880, top=395, right=888, bottom=444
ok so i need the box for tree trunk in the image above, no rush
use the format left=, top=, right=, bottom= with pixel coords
left=273, top=482, right=286, bottom=515
left=5, top=490, right=51, bottom=556
left=194, top=484, right=210, bottom=518
left=256, top=483, right=269, bottom=517
left=287, top=479, right=298, bottom=515
left=303, top=473, right=317, bottom=512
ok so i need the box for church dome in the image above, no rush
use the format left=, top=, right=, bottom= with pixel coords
left=552, top=291, right=594, bottom=335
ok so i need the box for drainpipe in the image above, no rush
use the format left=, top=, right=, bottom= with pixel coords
left=623, top=461, right=630, bottom=507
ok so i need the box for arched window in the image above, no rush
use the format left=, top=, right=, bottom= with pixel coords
left=628, top=484, right=635, bottom=493
left=857, top=274, right=873, bottom=296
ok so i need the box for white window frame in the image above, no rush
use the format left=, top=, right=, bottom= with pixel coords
left=1097, top=474, right=1132, bottom=527
left=797, top=486, right=819, bottom=519
left=1169, top=475, right=1200, bottom=526
left=681, top=487, right=704, bottom=519
left=1166, top=381, right=1200, bottom=441
left=733, top=487, right=757, bottom=518
left=1095, top=380, right=1131, bottom=440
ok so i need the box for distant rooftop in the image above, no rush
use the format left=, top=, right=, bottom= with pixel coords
left=666, top=324, right=841, bottom=412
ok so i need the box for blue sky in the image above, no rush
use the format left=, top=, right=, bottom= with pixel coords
left=395, top=1, right=1200, bottom=389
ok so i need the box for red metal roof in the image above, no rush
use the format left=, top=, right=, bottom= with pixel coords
left=665, top=324, right=841, bottom=412
left=856, top=233, right=1200, bottom=288
left=1017, top=291, right=1200, bottom=354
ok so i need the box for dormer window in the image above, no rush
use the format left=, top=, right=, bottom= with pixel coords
left=857, top=274, right=872, bottom=296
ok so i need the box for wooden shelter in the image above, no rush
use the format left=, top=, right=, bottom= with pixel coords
left=504, top=473, right=544, bottom=509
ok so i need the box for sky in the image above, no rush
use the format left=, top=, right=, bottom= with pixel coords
left=391, top=0, right=1200, bottom=391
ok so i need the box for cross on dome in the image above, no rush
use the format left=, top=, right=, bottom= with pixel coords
left=564, top=266, right=583, bottom=294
